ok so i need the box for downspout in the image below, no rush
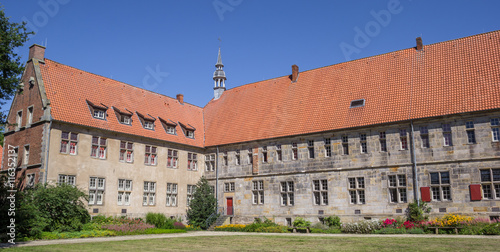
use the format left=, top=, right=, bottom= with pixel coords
left=215, top=146, right=219, bottom=210
left=43, top=118, right=52, bottom=185
left=410, top=120, right=419, bottom=206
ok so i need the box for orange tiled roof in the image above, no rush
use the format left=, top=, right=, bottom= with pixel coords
left=40, top=60, right=205, bottom=148
left=203, top=31, right=500, bottom=146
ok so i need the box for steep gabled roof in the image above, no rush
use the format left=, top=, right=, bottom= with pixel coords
left=203, top=31, right=500, bottom=146
left=40, top=60, right=205, bottom=148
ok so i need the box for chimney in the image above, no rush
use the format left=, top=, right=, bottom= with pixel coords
left=176, top=94, right=184, bottom=104
left=416, top=37, right=423, bottom=51
left=291, top=64, right=299, bottom=82
left=29, top=44, right=46, bottom=60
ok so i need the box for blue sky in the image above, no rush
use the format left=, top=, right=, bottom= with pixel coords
left=2, top=0, right=500, bottom=109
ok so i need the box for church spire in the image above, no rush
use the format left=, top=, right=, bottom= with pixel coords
left=213, top=47, right=226, bottom=100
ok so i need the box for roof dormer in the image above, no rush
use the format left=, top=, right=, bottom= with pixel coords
left=112, top=107, right=133, bottom=125
left=159, top=117, right=178, bottom=135
left=86, top=100, right=108, bottom=120
left=136, top=111, right=156, bottom=130
left=179, top=122, right=196, bottom=139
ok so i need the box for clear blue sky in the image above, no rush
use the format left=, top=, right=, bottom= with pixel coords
left=2, top=0, right=500, bottom=109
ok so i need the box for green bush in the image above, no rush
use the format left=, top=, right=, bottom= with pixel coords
left=40, top=230, right=116, bottom=240
left=407, top=200, right=431, bottom=222
left=293, top=217, right=311, bottom=227
left=254, top=226, right=289, bottom=233
left=324, top=216, right=341, bottom=228
left=481, top=223, right=500, bottom=235
left=187, top=176, right=217, bottom=230
left=244, top=217, right=282, bottom=232
left=146, top=213, right=175, bottom=229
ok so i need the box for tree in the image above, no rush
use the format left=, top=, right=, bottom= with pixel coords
left=186, top=176, right=217, bottom=229
left=0, top=6, right=34, bottom=124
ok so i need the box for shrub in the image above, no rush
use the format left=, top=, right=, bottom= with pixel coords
left=481, top=223, right=500, bottom=235
left=324, top=216, right=341, bottom=228
left=173, top=222, right=186, bottom=229
left=214, top=224, right=247, bottom=232
left=293, top=217, right=311, bottom=227
left=341, top=220, right=382, bottom=234
left=407, top=200, right=431, bottom=222
left=254, top=226, right=289, bottom=233
left=146, top=213, right=175, bottom=229
left=41, top=230, right=116, bottom=240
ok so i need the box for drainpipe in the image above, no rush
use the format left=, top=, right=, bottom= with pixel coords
left=410, top=120, right=419, bottom=206
left=216, top=146, right=219, bottom=211
left=43, top=119, right=52, bottom=185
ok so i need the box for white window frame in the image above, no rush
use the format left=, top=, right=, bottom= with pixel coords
left=89, top=177, right=105, bottom=205
left=480, top=168, right=500, bottom=200
left=60, top=131, right=78, bottom=155
left=360, top=134, right=367, bottom=153
left=224, top=182, right=235, bottom=192
left=388, top=174, right=407, bottom=203
left=144, top=145, right=157, bottom=165
left=420, top=126, right=430, bottom=148
left=342, top=136, right=349, bottom=155
left=442, top=123, right=453, bottom=146
left=280, top=181, right=294, bottom=206
left=118, top=179, right=132, bottom=206
left=379, top=131, right=387, bottom=152
left=58, top=174, right=76, bottom=186
left=465, top=121, right=476, bottom=144
left=143, top=120, right=154, bottom=130
left=93, top=109, right=105, bottom=119
left=187, top=153, right=197, bottom=170
left=166, top=183, right=178, bottom=207
left=348, top=177, right=365, bottom=204
left=119, top=141, right=134, bottom=163
left=91, top=136, right=107, bottom=159
left=205, top=154, right=215, bottom=171
left=187, top=184, right=196, bottom=206
left=491, top=118, right=499, bottom=142
left=430, top=172, right=451, bottom=201
left=120, top=114, right=131, bottom=125
left=324, top=138, right=331, bottom=157
left=143, top=181, right=156, bottom=206
left=399, top=129, right=408, bottom=150
left=291, top=143, right=298, bottom=160
left=313, top=179, right=328, bottom=205
left=252, top=180, right=264, bottom=205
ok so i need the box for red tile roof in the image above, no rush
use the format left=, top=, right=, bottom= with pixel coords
left=40, top=60, right=205, bottom=148
left=203, top=31, right=500, bottom=146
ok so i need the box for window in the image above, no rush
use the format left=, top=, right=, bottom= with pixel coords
left=252, top=181, right=264, bottom=204
left=143, top=181, right=156, bottom=206
left=205, top=154, right=215, bottom=171
left=291, top=143, right=298, bottom=160
left=388, top=175, right=407, bottom=203
left=27, top=106, right=33, bottom=125
left=342, top=136, right=349, bottom=155
left=224, top=182, right=235, bottom=192
left=60, top=132, right=78, bottom=155
left=313, top=179, right=328, bottom=205
left=93, top=109, right=105, bottom=119
left=89, top=177, right=105, bottom=205
left=248, top=149, right=253, bottom=164
left=420, top=126, right=429, bottom=148
left=186, top=130, right=194, bottom=139
left=430, top=172, right=451, bottom=201
left=262, top=147, right=268, bottom=163
left=26, top=174, right=35, bottom=188
left=118, top=114, right=131, bottom=125
left=58, top=174, right=75, bottom=186
left=188, top=153, right=197, bottom=170
left=442, top=124, right=453, bottom=146
left=348, top=177, right=365, bottom=204
left=119, top=141, right=134, bottom=163
left=143, top=120, right=154, bottom=130
left=166, top=149, right=178, bottom=168
left=223, top=151, right=228, bottom=166
left=235, top=150, right=241, bottom=165
left=276, top=145, right=282, bottom=161
left=400, top=129, right=408, bottom=150
left=360, top=134, right=367, bottom=153
left=324, top=138, right=331, bottom=157
left=16, top=110, right=22, bottom=129
left=144, top=145, right=157, bottom=165
left=166, top=183, right=178, bottom=206
left=187, top=184, right=196, bottom=206
left=480, top=169, right=500, bottom=200
left=491, top=118, right=499, bottom=142
left=379, top=132, right=387, bottom=152
left=91, top=136, right=107, bottom=159
left=23, top=145, right=29, bottom=165
left=166, top=125, right=176, bottom=134
left=280, top=181, right=294, bottom=206
left=465, top=121, right=476, bottom=144
left=308, top=140, right=315, bottom=158
left=118, top=179, right=132, bottom=206
left=350, top=99, right=365, bottom=108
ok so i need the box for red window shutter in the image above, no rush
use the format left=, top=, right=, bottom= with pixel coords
left=469, top=184, right=482, bottom=201
left=420, top=187, right=431, bottom=202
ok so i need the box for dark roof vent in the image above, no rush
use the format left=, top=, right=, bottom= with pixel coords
left=416, top=37, right=423, bottom=51
left=350, top=99, right=365, bottom=108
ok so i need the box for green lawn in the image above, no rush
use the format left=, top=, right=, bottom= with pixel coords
left=6, top=235, right=500, bottom=251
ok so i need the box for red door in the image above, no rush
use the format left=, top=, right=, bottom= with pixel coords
left=227, top=197, right=233, bottom=215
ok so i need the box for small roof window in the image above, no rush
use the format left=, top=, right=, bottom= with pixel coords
left=350, top=99, right=365, bottom=108
left=87, top=100, right=108, bottom=120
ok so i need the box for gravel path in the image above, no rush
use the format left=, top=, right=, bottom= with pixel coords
left=2, top=231, right=500, bottom=248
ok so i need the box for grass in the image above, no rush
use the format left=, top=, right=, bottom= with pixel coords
left=5, top=235, right=500, bottom=251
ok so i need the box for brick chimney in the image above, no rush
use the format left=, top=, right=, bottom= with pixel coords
left=416, top=37, right=423, bottom=51
left=176, top=94, right=184, bottom=104
left=291, top=64, right=299, bottom=82
left=29, top=44, right=46, bottom=60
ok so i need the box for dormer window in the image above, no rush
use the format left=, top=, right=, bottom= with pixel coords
left=144, top=120, right=154, bottom=130
left=87, top=100, right=108, bottom=120
left=159, top=117, right=177, bottom=135
left=178, top=122, right=196, bottom=139
left=120, top=115, right=131, bottom=125
left=136, top=111, right=156, bottom=131
left=93, top=109, right=105, bottom=119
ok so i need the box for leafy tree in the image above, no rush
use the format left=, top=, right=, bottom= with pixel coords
left=406, top=199, right=431, bottom=222
left=0, top=6, right=34, bottom=124
left=186, top=176, right=217, bottom=229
